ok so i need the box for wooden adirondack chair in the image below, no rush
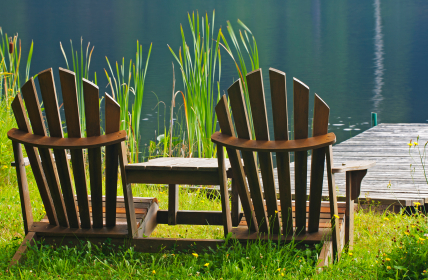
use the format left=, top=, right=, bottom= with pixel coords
left=211, top=68, right=375, bottom=264
left=8, top=68, right=159, bottom=266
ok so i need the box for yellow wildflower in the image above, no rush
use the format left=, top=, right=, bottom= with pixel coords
left=420, top=238, right=426, bottom=241
left=204, top=263, right=209, bottom=267
left=192, top=253, right=198, bottom=258
left=281, top=273, right=284, bottom=276
left=414, top=202, right=421, bottom=207
left=349, top=252, right=353, bottom=256
left=387, top=266, right=391, bottom=270
left=333, top=214, right=339, bottom=219
left=385, top=258, right=391, bottom=261
left=414, top=142, right=419, bottom=146
left=275, top=210, right=278, bottom=214
left=152, top=270, right=156, bottom=274
left=404, top=232, right=409, bottom=235
left=408, top=143, right=412, bottom=146
left=277, top=268, right=281, bottom=272
left=384, top=217, right=389, bottom=221
left=201, top=200, right=204, bottom=203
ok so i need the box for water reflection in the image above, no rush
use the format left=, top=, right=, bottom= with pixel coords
left=372, top=0, right=385, bottom=112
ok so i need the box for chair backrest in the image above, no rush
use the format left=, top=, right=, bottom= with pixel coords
left=10, top=68, right=131, bottom=231
left=214, top=68, right=334, bottom=235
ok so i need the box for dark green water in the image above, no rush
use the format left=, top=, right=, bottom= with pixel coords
left=2, top=0, right=428, bottom=150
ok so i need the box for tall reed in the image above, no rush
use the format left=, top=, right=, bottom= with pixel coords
left=105, top=41, right=152, bottom=163
left=0, top=28, right=34, bottom=101
left=219, top=20, right=260, bottom=133
left=60, top=38, right=96, bottom=135
left=169, top=11, right=222, bottom=158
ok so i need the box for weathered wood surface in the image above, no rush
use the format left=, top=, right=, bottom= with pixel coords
left=283, top=123, right=428, bottom=206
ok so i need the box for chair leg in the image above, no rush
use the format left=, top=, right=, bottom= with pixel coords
left=231, top=178, right=241, bottom=227
left=218, top=145, right=232, bottom=236
left=345, top=170, right=367, bottom=250
left=168, top=184, right=178, bottom=225
left=9, top=232, right=37, bottom=268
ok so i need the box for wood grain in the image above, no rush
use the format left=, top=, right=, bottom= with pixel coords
left=104, top=93, right=121, bottom=227
left=38, top=69, right=79, bottom=228
left=211, top=132, right=335, bottom=152
left=308, top=94, right=329, bottom=233
left=215, top=94, right=257, bottom=231
left=228, top=79, right=268, bottom=233
left=246, top=69, right=280, bottom=233
left=11, top=94, right=57, bottom=225
left=59, top=68, right=91, bottom=228
left=218, top=145, right=232, bottom=235
left=293, top=77, right=309, bottom=234
left=12, top=141, right=33, bottom=234
left=119, top=142, right=137, bottom=237
left=8, top=128, right=126, bottom=149
left=83, top=78, right=103, bottom=228
left=326, top=145, right=341, bottom=260
left=21, top=78, right=69, bottom=227
left=168, top=184, right=178, bottom=225
left=269, top=68, right=293, bottom=235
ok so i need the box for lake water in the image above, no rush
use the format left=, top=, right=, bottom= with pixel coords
left=2, top=0, right=428, bottom=154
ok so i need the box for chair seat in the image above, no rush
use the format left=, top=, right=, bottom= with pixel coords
left=40, top=196, right=158, bottom=234
left=236, top=201, right=347, bottom=244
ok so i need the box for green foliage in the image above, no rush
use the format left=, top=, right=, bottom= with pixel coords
left=105, top=41, right=152, bottom=163
left=0, top=27, right=34, bottom=101
left=169, top=11, right=222, bottom=158
left=60, top=38, right=96, bottom=135
left=220, top=20, right=260, bottom=133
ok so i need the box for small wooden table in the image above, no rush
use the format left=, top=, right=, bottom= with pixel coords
left=125, top=157, right=241, bottom=226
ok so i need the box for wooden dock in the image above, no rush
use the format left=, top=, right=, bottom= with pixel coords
left=287, top=123, right=428, bottom=210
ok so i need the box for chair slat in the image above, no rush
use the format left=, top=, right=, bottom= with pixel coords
left=38, top=69, right=79, bottom=228
left=21, top=79, right=69, bottom=227
left=104, top=93, right=120, bottom=227
left=83, top=79, right=103, bottom=228
left=293, top=78, right=309, bottom=234
left=325, top=145, right=341, bottom=260
left=308, top=94, right=330, bottom=233
left=11, top=94, right=57, bottom=225
left=12, top=141, right=33, bottom=234
left=119, top=142, right=137, bottom=236
left=228, top=80, right=269, bottom=233
left=246, top=69, right=280, bottom=233
left=59, top=68, right=91, bottom=228
left=215, top=95, right=257, bottom=232
left=269, top=68, right=293, bottom=235
left=217, top=145, right=232, bottom=235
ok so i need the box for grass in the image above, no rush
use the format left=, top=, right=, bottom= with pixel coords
left=105, top=41, right=152, bottom=163
left=169, top=10, right=222, bottom=158
left=1, top=146, right=428, bottom=280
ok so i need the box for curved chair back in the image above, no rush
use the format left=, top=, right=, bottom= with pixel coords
left=8, top=68, right=135, bottom=235
left=212, top=68, right=339, bottom=239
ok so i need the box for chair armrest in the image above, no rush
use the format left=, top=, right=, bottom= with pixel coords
left=332, top=161, right=376, bottom=174
left=8, top=128, right=127, bottom=149
left=211, top=131, right=336, bottom=152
